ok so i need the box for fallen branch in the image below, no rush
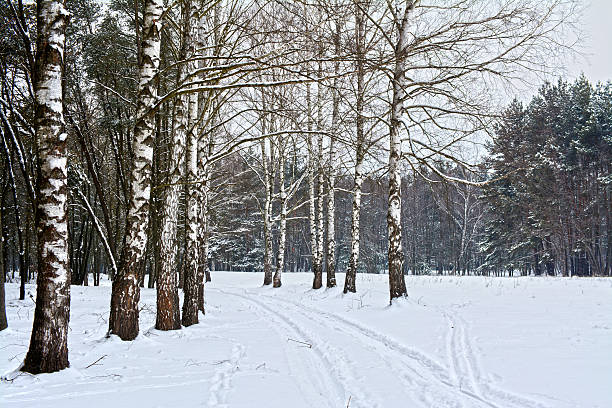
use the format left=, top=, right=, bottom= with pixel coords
left=85, top=355, right=107, bottom=369
left=287, top=338, right=312, bottom=348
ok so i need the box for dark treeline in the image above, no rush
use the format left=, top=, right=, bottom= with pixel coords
left=482, top=78, right=612, bottom=277
left=207, top=167, right=487, bottom=277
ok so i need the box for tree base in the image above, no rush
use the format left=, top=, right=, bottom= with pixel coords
left=109, top=275, right=141, bottom=341
left=198, top=283, right=205, bottom=314
left=312, top=271, right=323, bottom=289
left=263, top=272, right=273, bottom=286
left=22, top=350, right=69, bottom=374
left=155, top=291, right=181, bottom=331
left=343, top=272, right=356, bottom=293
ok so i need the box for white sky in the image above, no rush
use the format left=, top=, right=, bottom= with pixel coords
left=568, top=0, right=612, bottom=83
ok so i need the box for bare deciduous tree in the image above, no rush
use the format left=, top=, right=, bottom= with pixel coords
left=22, top=0, right=71, bottom=373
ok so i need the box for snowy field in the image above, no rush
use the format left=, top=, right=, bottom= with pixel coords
left=1, top=273, right=611, bottom=408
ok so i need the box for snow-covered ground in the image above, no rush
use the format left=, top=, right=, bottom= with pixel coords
left=1, top=273, right=611, bottom=408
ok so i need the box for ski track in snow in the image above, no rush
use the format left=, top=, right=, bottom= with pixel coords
left=251, top=290, right=469, bottom=408
left=231, top=288, right=554, bottom=408
left=218, top=289, right=367, bottom=408
left=252, top=291, right=457, bottom=408
left=443, top=309, right=559, bottom=408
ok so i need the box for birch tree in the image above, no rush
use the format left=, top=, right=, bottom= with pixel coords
left=109, top=0, right=163, bottom=340
left=306, top=84, right=324, bottom=289
left=260, top=108, right=275, bottom=286
left=22, top=0, right=71, bottom=373
left=386, top=0, right=415, bottom=301
left=314, top=61, right=326, bottom=290
left=182, top=0, right=201, bottom=326
left=273, top=137, right=287, bottom=287
left=197, top=116, right=213, bottom=309
left=344, top=0, right=368, bottom=294
left=325, top=11, right=344, bottom=288
left=0, top=191, right=6, bottom=330
left=154, top=4, right=189, bottom=330
left=373, top=0, right=579, bottom=299
left=0, top=216, right=6, bottom=330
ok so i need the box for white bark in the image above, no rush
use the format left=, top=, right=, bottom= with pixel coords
left=261, top=134, right=275, bottom=285
left=22, top=0, right=70, bottom=373
left=306, top=83, right=323, bottom=289
left=274, top=138, right=287, bottom=287
left=197, top=7, right=214, bottom=295
left=182, top=0, right=201, bottom=326
left=109, top=0, right=163, bottom=340
left=326, top=16, right=342, bottom=288
left=155, top=0, right=189, bottom=331
left=388, top=1, right=415, bottom=301
left=316, top=60, right=325, bottom=282
left=345, top=1, right=366, bottom=294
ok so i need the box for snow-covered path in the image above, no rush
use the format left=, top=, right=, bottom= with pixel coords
left=1, top=273, right=611, bottom=407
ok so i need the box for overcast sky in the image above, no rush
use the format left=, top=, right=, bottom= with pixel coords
left=568, top=0, right=612, bottom=83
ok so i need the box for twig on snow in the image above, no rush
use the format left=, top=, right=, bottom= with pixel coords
left=84, top=354, right=107, bottom=369
left=287, top=338, right=312, bottom=348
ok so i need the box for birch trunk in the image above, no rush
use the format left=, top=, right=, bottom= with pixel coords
left=308, top=144, right=321, bottom=288
left=274, top=139, right=287, bottom=288
left=155, top=26, right=187, bottom=331
left=316, top=156, right=325, bottom=287
left=307, top=84, right=322, bottom=289
left=197, top=135, right=212, bottom=308
left=387, top=2, right=414, bottom=301
left=0, top=215, right=6, bottom=330
left=182, top=124, right=199, bottom=325
left=326, top=130, right=337, bottom=288
left=261, top=136, right=274, bottom=285
left=195, top=139, right=208, bottom=311
left=197, top=10, right=213, bottom=298
left=22, top=0, right=70, bottom=373
left=315, top=61, right=325, bottom=288
left=147, top=105, right=163, bottom=289
left=182, top=0, right=200, bottom=326
left=197, top=135, right=210, bottom=310
left=345, top=148, right=364, bottom=294
left=109, top=0, right=162, bottom=340
left=326, top=137, right=337, bottom=287
left=344, top=2, right=366, bottom=294
left=0, top=198, right=6, bottom=330
left=197, top=168, right=209, bottom=308
left=326, top=19, right=341, bottom=288
left=260, top=88, right=274, bottom=286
